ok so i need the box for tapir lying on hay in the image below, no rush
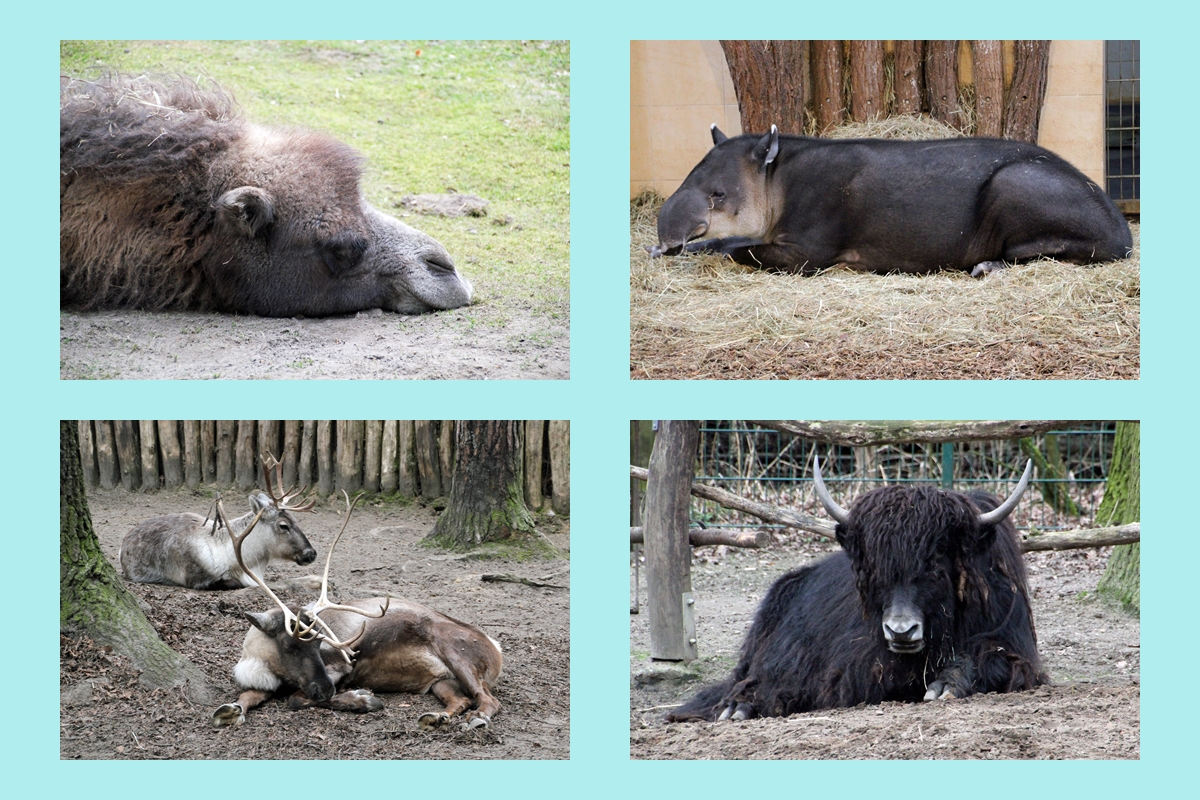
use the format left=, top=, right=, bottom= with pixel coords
left=60, top=74, right=473, bottom=316
left=650, top=125, right=1132, bottom=277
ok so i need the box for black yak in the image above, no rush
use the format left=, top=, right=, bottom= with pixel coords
left=60, top=74, right=473, bottom=317
left=669, top=457, right=1045, bottom=722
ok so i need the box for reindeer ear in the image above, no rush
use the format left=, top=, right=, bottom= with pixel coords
left=248, top=492, right=270, bottom=513
left=216, top=186, right=275, bottom=238
left=245, top=611, right=284, bottom=636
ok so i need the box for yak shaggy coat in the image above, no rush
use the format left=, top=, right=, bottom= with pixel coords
left=60, top=74, right=473, bottom=317
left=670, top=486, right=1046, bottom=722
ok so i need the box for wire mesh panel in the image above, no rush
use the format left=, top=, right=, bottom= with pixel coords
left=694, top=422, right=1117, bottom=532
left=1105, top=40, right=1140, bottom=211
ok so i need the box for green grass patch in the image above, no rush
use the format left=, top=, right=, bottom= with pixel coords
left=61, top=40, right=570, bottom=321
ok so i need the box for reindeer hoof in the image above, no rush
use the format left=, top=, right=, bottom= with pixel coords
left=351, top=689, right=384, bottom=713
left=418, top=711, right=450, bottom=731
left=462, top=714, right=490, bottom=730
left=212, top=703, right=246, bottom=728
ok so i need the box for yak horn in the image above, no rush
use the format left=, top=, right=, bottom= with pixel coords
left=977, top=459, right=1034, bottom=527
left=812, top=455, right=850, bottom=524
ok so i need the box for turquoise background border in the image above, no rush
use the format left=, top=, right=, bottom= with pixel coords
left=11, top=0, right=1194, bottom=794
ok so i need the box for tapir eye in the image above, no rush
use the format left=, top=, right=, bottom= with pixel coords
left=711, top=191, right=726, bottom=201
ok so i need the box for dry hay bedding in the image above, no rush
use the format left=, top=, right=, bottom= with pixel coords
left=61, top=488, right=570, bottom=760
left=630, top=534, right=1139, bottom=760
left=629, top=118, right=1139, bottom=381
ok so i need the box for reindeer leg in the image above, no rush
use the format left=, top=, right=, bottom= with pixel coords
left=286, top=688, right=384, bottom=714
left=441, top=649, right=502, bottom=728
left=212, top=689, right=274, bottom=728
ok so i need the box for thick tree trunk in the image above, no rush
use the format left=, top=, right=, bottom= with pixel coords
left=644, top=421, right=700, bottom=661
left=427, top=421, right=534, bottom=549
left=60, top=421, right=211, bottom=701
left=721, top=40, right=809, bottom=134
left=1020, top=435, right=1081, bottom=516
left=893, top=40, right=924, bottom=115
left=972, top=40, right=1003, bottom=137
left=849, top=40, right=884, bottom=122
left=1004, top=40, right=1050, bottom=142
left=1096, top=422, right=1140, bottom=612
left=811, top=40, right=845, bottom=133
left=925, top=40, right=963, bottom=131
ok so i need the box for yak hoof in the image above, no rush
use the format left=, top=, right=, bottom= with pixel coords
left=717, top=702, right=751, bottom=721
left=418, top=711, right=450, bottom=731
left=212, top=703, right=246, bottom=728
left=923, top=681, right=958, bottom=701
left=970, top=260, right=1007, bottom=278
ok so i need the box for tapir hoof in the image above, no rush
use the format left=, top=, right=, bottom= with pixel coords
left=212, top=703, right=246, bottom=728
left=418, top=711, right=450, bottom=731
left=970, top=260, right=1007, bottom=278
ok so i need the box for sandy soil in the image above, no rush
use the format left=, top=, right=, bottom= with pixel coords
left=630, top=533, right=1139, bottom=760
left=61, top=488, right=570, bottom=760
left=60, top=305, right=568, bottom=380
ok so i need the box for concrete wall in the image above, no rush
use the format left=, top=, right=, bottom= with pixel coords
left=631, top=40, right=1107, bottom=198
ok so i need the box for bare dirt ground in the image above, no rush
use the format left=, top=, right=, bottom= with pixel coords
left=60, top=306, right=569, bottom=380
left=61, top=488, right=570, bottom=760
left=630, top=533, right=1139, bottom=760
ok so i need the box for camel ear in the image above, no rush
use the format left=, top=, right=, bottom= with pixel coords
left=216, top=186, right=275, bottom=238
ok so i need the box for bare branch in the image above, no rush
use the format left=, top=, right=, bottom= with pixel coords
left=1020, top=523, right=1140, bottom=552
left=746, top=420, right=1093, bottom=446
left=630, top=527, right=771, bottom=548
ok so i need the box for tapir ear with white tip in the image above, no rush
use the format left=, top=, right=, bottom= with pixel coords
left=216, top=186, right=275, bottom=238
left=711, top=123, right=728, bottom=145
left=759, top=125, right=780, bottom=167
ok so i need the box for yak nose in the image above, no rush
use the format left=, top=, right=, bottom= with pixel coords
left=883, top=614, right=924, bottom=651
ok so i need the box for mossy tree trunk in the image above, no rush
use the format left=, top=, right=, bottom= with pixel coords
left=1095, top=421, right=1140, bottom=612
left=60, top=421, right=211, bottom=701
left=426, top=421, right=534, bottom=550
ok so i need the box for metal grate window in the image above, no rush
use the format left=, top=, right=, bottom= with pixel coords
left=1105, top=40, right=1140, bottom=213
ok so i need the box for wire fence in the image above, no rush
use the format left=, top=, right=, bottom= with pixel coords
left=693, top=422, right=1116, bottom=532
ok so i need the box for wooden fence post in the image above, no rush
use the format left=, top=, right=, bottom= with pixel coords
left=645, top=420, right=700, bottom=662
left=158, top=421, right=183, bottom=489
left=524, top=420, right=545, bottom=510
left=299, top=421, right=316, bottom=490
left=216, top=421, right=235, bottom=486
left=235, top=421, right=256, bottom=490
left=95, top=420, right=116, bottom=489
left=438, top=421, right=455, bottom=496
left=381, top=421, right=399, bottom=493
left=138, top=420, right=159, bottom=492
left=336, top=420, right=365, bottom=494
left=548, top=420, right=570, bottom=516
left=414, top=421, right=441, bottom=498
left=79, top=421, right=98, bottom=489
left=282, top=421, right=301, bottom=488
left=183, top=421, right=201, bottom=489
left=114, top=421, right=139, bottom=491
left=397, top=421, right=416, bottom=498
left=317, top=421, right=334, bottom=496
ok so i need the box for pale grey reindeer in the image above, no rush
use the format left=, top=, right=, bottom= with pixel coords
left=119, top=455, right=317, bottom=590
left=211, top=491, right=504, bottom=730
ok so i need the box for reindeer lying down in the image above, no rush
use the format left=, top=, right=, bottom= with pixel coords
left=211, top=489, right=503, bottom=730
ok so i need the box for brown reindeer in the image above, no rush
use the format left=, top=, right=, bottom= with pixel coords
left=120, top=455, right=316, bottom=589
left=211, top=490, right=503, bottom=730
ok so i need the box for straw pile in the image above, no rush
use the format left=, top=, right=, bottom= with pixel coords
left=629, top=118, right=1139, bottom=381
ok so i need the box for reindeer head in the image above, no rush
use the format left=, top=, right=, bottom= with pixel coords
left=217, top=476, right=389, bottom=698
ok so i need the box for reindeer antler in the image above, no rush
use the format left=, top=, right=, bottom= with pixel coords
left=219, top=486, right=386, bottom=665
left=295, top=491, right=391, bottom=657
left=261, top=452, right=316, bottom=513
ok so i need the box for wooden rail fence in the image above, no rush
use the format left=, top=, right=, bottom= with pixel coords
left=77, top=420, right=569, bottom=513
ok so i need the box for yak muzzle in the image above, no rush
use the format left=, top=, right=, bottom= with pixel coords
left=882, top=588, right=925, bottom=654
